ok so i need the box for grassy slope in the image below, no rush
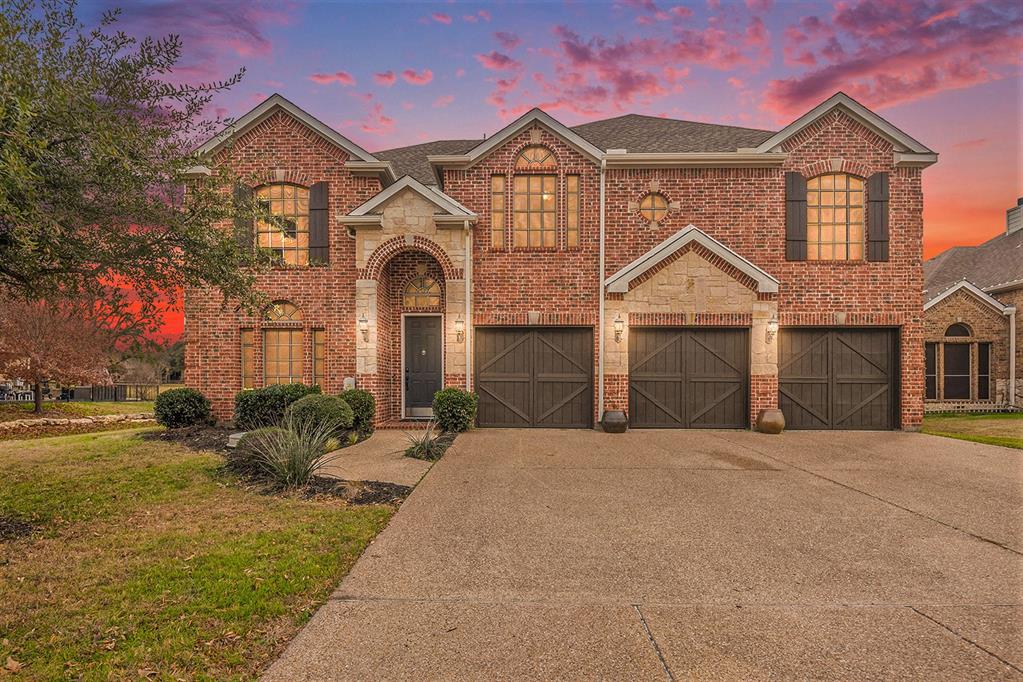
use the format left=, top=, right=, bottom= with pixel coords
left=922, top=412, right=1023, bottom=450
left=0, top=401, right=155, bottom=422
left=0, top=428, right=392, bottom=680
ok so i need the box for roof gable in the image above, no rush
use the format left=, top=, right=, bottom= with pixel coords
left=754, top=93, right=934, bottom=156
left=348, top=176, right=475, bottom=219
left=605, top=225, right=779, bottom=294
left=924, top=280, right=1011, bottom=314
left=195, top=93, right=379, bottom=163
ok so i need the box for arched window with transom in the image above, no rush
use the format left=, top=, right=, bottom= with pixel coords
left=945, top=323, right=971, bottom=337
left=512, top=145, right=557, bottom=248
left=403, top=276, right=442, bottom=308
left=262, top=300, right=303, bottom=385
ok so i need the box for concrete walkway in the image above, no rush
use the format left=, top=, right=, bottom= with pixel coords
left=318, top=429, right=431, bottom=487
left=265, top=429, right=1023, bottom=680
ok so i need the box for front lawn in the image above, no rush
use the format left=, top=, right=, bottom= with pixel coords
left=0, top=400, right=154, bottom=422
left=922, top=411, right=1023, bottom=449
left=0, top=428, right=393, bottom=679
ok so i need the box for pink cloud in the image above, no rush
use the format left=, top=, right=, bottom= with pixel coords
left=401, top=68, right=434, bottom=85
left=478, top=9, right=492, bottom=21
left=476, top=51, right=522, bottom=71
left=361, top=103, right=395, bottom=135
left=455, top=68, right=466, bottom=78
left=494, top=31, right=522, bottom=50
left=401, top=101, right=416, bottom=111
left=374, top=71, right=397, bottom=86
left=106, top=0, right=297, bottom=83
left=951, top=137, right=988, bottom=150
left=746, top=0, right=772, bottom=10
left=433, top=95, right=455, bottom=108
left=765, top=0, right=1023, bottom=117
left=431, top=12, right=452, bottom=24
left=463, top=9, right=491, bottom=23
left=309, top=71, right=356, bottom=86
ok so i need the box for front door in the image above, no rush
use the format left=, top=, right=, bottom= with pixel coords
left=404, top=316, right=442, bottom=417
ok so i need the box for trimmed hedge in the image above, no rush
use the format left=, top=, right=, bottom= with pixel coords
left=286, top=394, right=354, bottom=435
left=234, top=383, right=321, bottom=429
left=432, top=388, right=478, bottom=433
left=154, top=387, right=212, bottom=428
left=340, top=389, right=376, bottom=435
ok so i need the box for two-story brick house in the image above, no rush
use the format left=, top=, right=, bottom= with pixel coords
left=184, top=92, right=936, bottom=430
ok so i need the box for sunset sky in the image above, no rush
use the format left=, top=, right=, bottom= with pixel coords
left=80, top=0, right=1022, bottom=340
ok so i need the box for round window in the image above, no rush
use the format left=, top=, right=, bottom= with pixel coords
left=640, top=193, right=669, bottom=223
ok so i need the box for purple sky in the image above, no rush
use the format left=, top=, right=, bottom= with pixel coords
left=87, top=0, right=1022, bottom=258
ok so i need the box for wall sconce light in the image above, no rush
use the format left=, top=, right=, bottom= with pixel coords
left=454, top=316, right=465, bottom=343
left=358, top=313, right=369, bottom=342
left=766, top=317, right=779, bottom=343
left=614, top=314, right=625, bottom=343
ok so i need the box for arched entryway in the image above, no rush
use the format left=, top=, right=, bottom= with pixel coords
left=378, top=250, right=447, bottom=420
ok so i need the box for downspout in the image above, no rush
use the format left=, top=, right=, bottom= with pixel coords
left=597, top=156, right=607, bottom=425
left=1007, top=306, right=1017, bottom=406
left=465, top=220, right=473, bottom=392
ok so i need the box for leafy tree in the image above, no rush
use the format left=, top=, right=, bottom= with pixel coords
left=0, top=0, right=277, bottom=314
left=0, top=292, right=144, bottom=413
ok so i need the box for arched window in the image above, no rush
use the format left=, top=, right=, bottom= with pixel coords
left=515, top=145, right=557, bottom=169
left=255, top=183, right=310, bottom=266
left=945, top=323, right=971, bottom=337
left=640, top=192, right=669, bottom=224
left=266, top=301, right=303, bottom=321
left=262, top=300, right=303, bottom=385
left=403, top=276, right=442, bottom=308
left=806, top=173, right=864, bottom=261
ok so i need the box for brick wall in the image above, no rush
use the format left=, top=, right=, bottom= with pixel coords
left=924, top=289, right=1012, bottom=404
left=184, top=110, right=381, bottom=418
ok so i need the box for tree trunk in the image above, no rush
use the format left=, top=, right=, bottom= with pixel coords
left=34, top=382, right=43, bottom=414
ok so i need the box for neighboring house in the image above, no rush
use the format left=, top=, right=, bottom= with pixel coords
left=922, top=200, right=1022, bottom=410
left=184, top=91, right=937, bottom=431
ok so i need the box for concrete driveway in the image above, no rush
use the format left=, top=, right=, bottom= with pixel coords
left=265, top=429, right=1023, bottom=681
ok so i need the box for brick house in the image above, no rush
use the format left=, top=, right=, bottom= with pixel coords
left=184, top=91, right=937, bottom=430
left=922, top=200, right=1021, bottom=410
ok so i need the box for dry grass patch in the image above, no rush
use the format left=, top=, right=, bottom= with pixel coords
left=0, top=400, right=154, bottom=422
left=0, top=428, right=393, bottom=680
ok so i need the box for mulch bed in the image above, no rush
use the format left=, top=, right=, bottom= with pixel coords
left=143, top=425, right=233, bottom=453
left=0, top=515, right=36, bottom=542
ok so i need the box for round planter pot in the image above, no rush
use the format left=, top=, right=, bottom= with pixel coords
left=756, top=408, right=785, bottom=434
left=601, top=410, right=628, bottom=433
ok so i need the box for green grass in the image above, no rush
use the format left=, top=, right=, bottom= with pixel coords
left=922, top=412, right=1023, bottom=450
left=0, top=401, right=154, bottom=422
left=0, top=428, right=393, bottom=680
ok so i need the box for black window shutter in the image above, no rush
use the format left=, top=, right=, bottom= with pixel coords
left=309, top=181, right=329, bottom=264
left=785, top=171, right=807, bottom=261
left=233, top=183, right=254, bottom=253
left=867, top=172, right=889, bottom=262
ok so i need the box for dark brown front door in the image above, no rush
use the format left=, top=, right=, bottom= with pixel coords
left=405, top=316, right=442, bottom=416
left=628, top=328, right=749, bottom=428
left=779, top=328, right=898, bottom=430
left=475, top=327, right=592, bottom=428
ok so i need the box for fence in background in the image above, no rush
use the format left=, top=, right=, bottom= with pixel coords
left=68, top=384, right=161, bottom=402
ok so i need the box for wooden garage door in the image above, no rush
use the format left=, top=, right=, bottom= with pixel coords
left=475, top=327, right=593, bottom=428
left=629, top=328, right=749, bottom=428
left=779, top=328, right=898, bottom=430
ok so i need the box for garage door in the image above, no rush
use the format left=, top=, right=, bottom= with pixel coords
left=629, top=328, right=749, bottom=428
left=475, top=327, right=593, bottom=428
left=778, top=328, right=898, bottom=430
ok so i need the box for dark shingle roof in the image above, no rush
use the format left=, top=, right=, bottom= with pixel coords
left=373, top=113, right=777, bottom=184
left=374, top=139, right=480, bottom=185
left=570, top=114, right=775, bottom=153
left=924, top=229, right=1023, bottom=300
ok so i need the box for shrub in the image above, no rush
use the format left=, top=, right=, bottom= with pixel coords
left=340, top=389, right=376, bottom=435
left=404, top=421, right=449, bottom=461
left=234, top=383, right=321, bottom=429
left=432, top=388, right=478, bottom=432
left=286, top=394, right=354, bottom=435
left=154, top=387, right=212, bottom=428
left=239, top=416, right=341, bottom=488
